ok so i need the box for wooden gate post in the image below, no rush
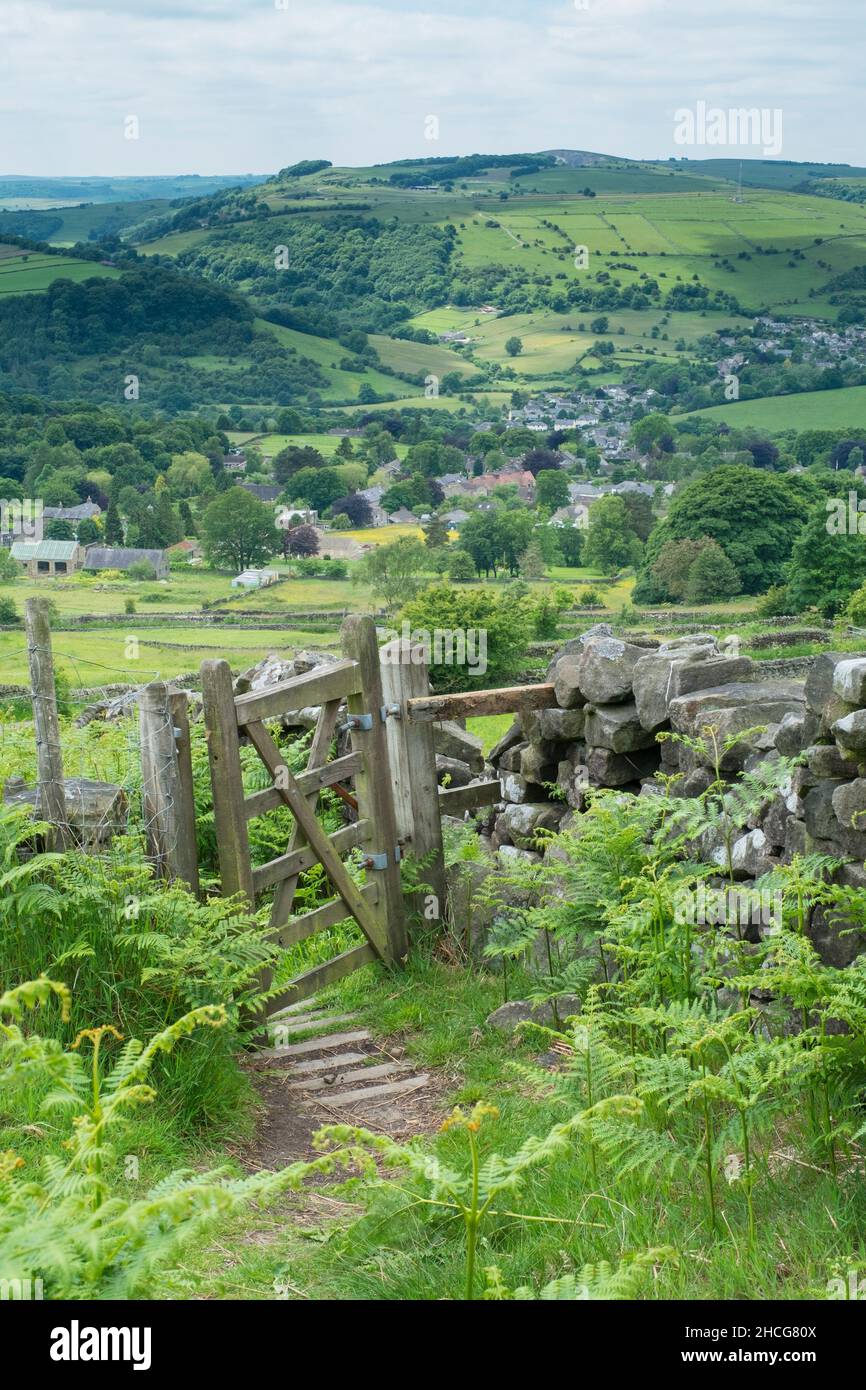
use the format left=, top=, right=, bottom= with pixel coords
left=341, top=615, right=408, bottom=965
left=139, top=680, right=196, bottom=888
left=380, top=636, right=446, bottom=925
left=169, top=690, right=201, bottom=895
left=200, top=659, right=254, bottom=905
left=24, top=596, right=69, bottom=849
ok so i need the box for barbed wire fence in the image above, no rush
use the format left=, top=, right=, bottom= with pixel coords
left=2, top=597, right=200, bottom=891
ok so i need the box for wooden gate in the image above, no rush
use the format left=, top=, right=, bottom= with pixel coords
left=200, top=615, right=407, bottom=1015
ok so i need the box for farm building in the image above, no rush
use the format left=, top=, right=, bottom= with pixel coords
left=388, top=506, right=419, bottom=525
left=83, top=547, right=169, bottom=578
left=9, top=538, right=84, bottom=577
left=231, top=568, right=279, bottom=590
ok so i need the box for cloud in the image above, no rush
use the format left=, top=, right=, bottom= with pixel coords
left=0, top=0, right=863, bottom=174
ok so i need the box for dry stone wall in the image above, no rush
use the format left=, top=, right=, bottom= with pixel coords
left=478, top=627, right=866, bottom=968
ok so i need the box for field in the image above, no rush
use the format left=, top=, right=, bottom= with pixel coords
left=686, top=383, right=866, bottom=431
left=0, top=249, right=119, bottom=296
left=241, top=430, right=410, bottom=463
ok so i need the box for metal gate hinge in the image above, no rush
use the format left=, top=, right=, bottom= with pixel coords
left=380, top=703, right=401, bottom=722
left=364, top=846, right=402, bottom=871
left=340, top=712, right=373, bottom=733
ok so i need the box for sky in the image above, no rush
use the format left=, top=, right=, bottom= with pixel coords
left=1, top=0, right=864, bottom=177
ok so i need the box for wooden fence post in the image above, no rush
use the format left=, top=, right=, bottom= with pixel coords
left=380, top=636, right=446, bottom=925
left=169, top=690, right=200, bottom=895
left=24, top=596, right=69, bottom=849
left=139, top=681, right=190, bottom=886
left=341, top=615, right=408, bottom=965
left=200, top=659, right=254, bottom=905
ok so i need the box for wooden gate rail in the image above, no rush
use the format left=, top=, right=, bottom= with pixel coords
left=406, top=682, right=557, bottom=723
left=201, top=615, right=407, bottom=1013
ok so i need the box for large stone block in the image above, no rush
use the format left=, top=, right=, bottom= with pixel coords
left=832, top=778, right=866, bottom=832
left=436, top=754, right=475, bottom=787
left=575, top=636, right=646, bottom=705
left=805, top=652, right=849, bottom=715
left=832, top=710, right=866, bottom=759
left=583, top=701, right=657, bottom=753
left=806, top=743, right=859, bottom=779
left=488, top=719, right=523, bottom=765
left=586, top=745, right=660, bottom=787
left=804, top=779, right=845, bottom=842
left=832, top=657, right=866, bottom=707
left=496, top=801, right=567, bottom=849
left=433, top=720, right=484, bottom=774
left=553, top=656, right=586, bottom=710
left=669, top=680, right=806, bottom=770
left=499, top=740, right=528, bottom=772
left=537, top=706, right=586, bottom=742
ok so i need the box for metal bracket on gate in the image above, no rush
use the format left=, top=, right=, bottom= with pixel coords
left=380, top=703, right=401, bottom=722
left=364, top=846, right=402, bottom=871
left=339, top=711, right=373, bottom=734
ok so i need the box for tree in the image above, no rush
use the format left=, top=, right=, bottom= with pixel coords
left=0, top=549, right=19, bottom=583
left=355, top=537, right=429, bottom=608
left=786, top=505, right=866, bottom=616
left=620, top=491, right=655, bottom=542
left=519, top=539, right=547, bottom=580
left=273, top=445, right=326, bottom=486
left=583, top=496, right=643, bottom=575
left=523, top=448, right=561, bottom=478
left=683, top=540, right=741, bottom=603
left=330, top=492, right=372, bottom=528
left=202, top=487, right=277, bottom=571
left=44, top=519, right=74, bottom=540
left=496, top=511, right=534, bottom=576
left=535, top=469, right=570, bottom=511
left=103, top=500, right=124, bottom=545
left=283, top=524, right=320, bottom=557
left=291, top=467, right=344, bottom=513
left=635, top=465, right=815, bottom=599
left=398, top=583, right=533, bottom=691
left=505, top=337, right=523, bottom=358
left=76, top=518, right=99, bottom=546
left=557, top=524, right=583, bottom=567
left=178, top=499, right=196, bottom=537
left=166, top=451, right=212, bottom=497
left=651, top=538, right=708, bottom=600
left=446, top=549, right=476, bottom=582
left=423, top=515, right=450, bottom=549
left=155, top=491, right=182, bottom=546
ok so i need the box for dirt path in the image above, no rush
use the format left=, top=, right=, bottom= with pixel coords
left=242, top=998, right=444, bottom=1169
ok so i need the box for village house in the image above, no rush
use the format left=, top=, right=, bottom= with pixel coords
left=549, top=503, right=590, bottom=531
left=388, top=506, right=419, bottom=525
left=275, top=506, right=318, bottom=529
left=42, top=499, right=102, bottom=525
left=241, top=482, right=281, bottom=503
